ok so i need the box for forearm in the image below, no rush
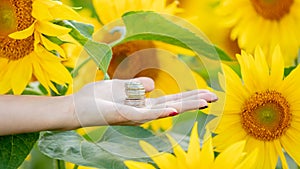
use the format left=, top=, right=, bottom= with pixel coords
left=0, top=95, right=79, bottom=136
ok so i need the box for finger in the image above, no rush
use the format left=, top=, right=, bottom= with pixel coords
left=148, top=89, right=216, bottom=104
left=112, top=105, right=177, bottom=124
left=111, top=107, right=178, bottom=126
left=132, top=77, right=155, bottom=92
left=150, top=99, right=208, bottom=113
left=180, top=92, right=218, bottom=103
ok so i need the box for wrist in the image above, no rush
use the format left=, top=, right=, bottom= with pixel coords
left=58, top=95, right=81, bottom=130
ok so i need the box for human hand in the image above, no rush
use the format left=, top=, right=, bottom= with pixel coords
left=72, top=77, right=218, bottom=127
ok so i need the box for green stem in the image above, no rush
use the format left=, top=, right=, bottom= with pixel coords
left=55, top=159, right=66, bottom=169
left=73, top=164, right=79, bottom=169
left=71, top=57, right=93, bottom=77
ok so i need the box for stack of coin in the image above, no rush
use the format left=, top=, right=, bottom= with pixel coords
left=124, top=81, right=145, bottom=107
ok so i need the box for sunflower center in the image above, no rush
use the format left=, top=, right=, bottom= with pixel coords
left=0, top=0, right=35, bottom=60
left=250, top=0, right=294, bottom=20
left=241, top=90, right=291, bottom=141
left=108, top=41, right=158, bottom=79
left=0, top=0, right=17, bottom=36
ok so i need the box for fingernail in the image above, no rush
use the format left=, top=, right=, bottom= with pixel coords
left=207, top=96, right=218, bottom=103
left=199, top=105, right=208, bottom=110
left=168, top=112, right=179, bottom=117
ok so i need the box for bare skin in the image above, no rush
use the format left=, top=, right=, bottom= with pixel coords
left=0, top=77, right=218, bottom=136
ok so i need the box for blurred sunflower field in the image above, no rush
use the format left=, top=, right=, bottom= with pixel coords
left=1, top=0, right=300, bottom=168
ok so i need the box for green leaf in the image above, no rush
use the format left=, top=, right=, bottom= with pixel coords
left=99, top=126, right=171, bottom=152
left=38, top=127, right=171, bottom=169
left=21, top=88, right=44, bottom=95
left=83, top=40, right=112, bottom=74
left=0, top=133, right=39, bottom=169
left=178, top=54, right=223, bottom=90
left=43, top=35, right=66, bottom=46
left=120, top=11, right=231, bottom=61
left=54, top=20, right=90, bottom=45
left=284, top=66, right=297, bottom=77
left=38, top=131, right=98, bottom=167
left=178, top=54, right=241, bottom=90
left=67, top=20, right=94, bottom=39
left=54, top=20, right=112, bottom=74
left=81, top=126, right=170, bottom=168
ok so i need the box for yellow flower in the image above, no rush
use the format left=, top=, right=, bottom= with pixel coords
left=0, top=0, right=81, bottom=94
left=72, top=0, right=205, bottom=131
left=218, top=0, right=300, bottom=66
left=125, top=122, right=257, bottom=169
left=65, top=162, right=97, bottom=169
left=60, top=0, right=102, bottom=29
left=92, top=0, right=182, bottom=25
left=178, top=0, right=240, bottom=58
left=211, top=46, right=300, bottom=168
left=142, top=69, right=209, bottom=132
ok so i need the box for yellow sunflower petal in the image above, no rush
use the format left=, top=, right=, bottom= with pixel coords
left=253, top=46, right=269, bottom=90
left=280, top=65, right=300, bottom=101
left=213, top=114, right=241, bottom=133
left=222, top=63, right=249, bottom=102
left=32, top=0, right=53, bottom=20
left=139, top=141, right=176, bottom=169
left=40, top=35, right=66, bottom=58
left=36, top=21, right=71, bottom=36
left=274, top=140, right=289, bottom=169
left=235, top=148, right=258, bottom=169
left=36, top=47, right=72, bottom=85
left=199, top=131, right=214, bottom=168
left=244, top=138, right=267, bottom=169
left=34, top=31, right=41, bottom=49
left=164, top=0, right=182, bottom=14
left=151, top=0, right=165, bottom=12
left=166, top=134, right=187, bottom=168
left=124, top=160, right=156, bottom=169
left=236, top=51, right=256, bottom=91
left=40, top=58, right=72, bottom=85
left=11, top=56, right=33, bottom=95
left=92, top=0, right=117, bottom=24
left=281, top=130, right=300, bottom=166
left=264, top=142, right=278, bottom=169
left=50, top=4, right=82, bottom=21
left=142, top=117, right=173, bottom=132
left=269, top=45, right=284, bottom=89
left=47, top=78, right=59, bottom=94
left=0, top=61, right=16, bottom=94
left=213, top=123, right=246, bottom=151
left=8, top=22, right=35, bottom=39
left=186, top=122, right=200, bottom=169
left=212, top=141, right=245, bottom=169
left=113, top=0, right=127, bottom=16
left=31, top=52, right=51, bottom=94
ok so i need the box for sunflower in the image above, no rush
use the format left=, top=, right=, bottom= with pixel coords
left=124, top=122, right=257, bottom=169
left=92, top=0, right=182, bottom=25
left=69, top=0, right=205, bottom=131
left=218, top=0, right=300, bottom=66
left=60, top=0, right=102, bottom=29
left=0, top=0, right=81, bottom=94
left=178, top=0, right=240, bottom=58
left=211, top=46, right=300, bottom=168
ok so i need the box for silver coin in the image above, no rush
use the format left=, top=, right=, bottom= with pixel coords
left=125, top=81, right=144, bottom=90
left=124, top=81, right=146, bottom=107
left=124, top=99, right=145, bottom=108
left=126, top=90, right=145, bottom=98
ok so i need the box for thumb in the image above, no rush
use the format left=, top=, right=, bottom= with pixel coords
left=132, top=77, right=155, bottom=92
